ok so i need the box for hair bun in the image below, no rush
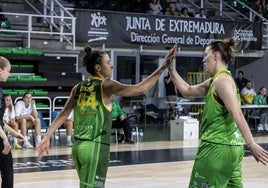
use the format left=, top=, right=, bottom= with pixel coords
left=84, top=46, right=92, bottom=55
left=224, top=38, right=235, bottom=47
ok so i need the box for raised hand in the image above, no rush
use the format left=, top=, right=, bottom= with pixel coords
left=163, top=44, right=177, bottom=68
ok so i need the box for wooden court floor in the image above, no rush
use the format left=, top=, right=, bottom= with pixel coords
left=9, top=134, right=268, bottom=188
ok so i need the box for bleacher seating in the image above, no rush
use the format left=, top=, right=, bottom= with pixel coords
left=0, top=48, right=81, bottom=99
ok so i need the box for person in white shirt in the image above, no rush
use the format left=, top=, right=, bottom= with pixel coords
left=180, top=7, right=190, bottom=17
left=195, top=8, right=207, bottom=19
left=240, top=81, right=257, bottom=104
left=148, top=0, right=163, bottom=15
left=15, top=92, right=41, bottom=149
left=3, top=95, right=22, bottom=149
left=240, top=81, right=257, bottom=118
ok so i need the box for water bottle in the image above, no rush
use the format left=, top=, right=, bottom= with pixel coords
left=139, top=129, right=144, bottom=142
left=131, top=128, right=137, bottom=142
left=7, top=133, right=14, bottom=144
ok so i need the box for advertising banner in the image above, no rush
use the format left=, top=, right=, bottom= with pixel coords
left=75, top=10, right=262, bottom=50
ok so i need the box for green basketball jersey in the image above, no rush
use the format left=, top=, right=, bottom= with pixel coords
left=200, top=70, right=243, bottom=145
left=73, top=76, right=112, bottom=145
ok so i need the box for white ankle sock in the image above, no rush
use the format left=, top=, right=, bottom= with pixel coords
left=36, top=135, right=41, bottom=142
left=67, top=136, right=71, bottom=141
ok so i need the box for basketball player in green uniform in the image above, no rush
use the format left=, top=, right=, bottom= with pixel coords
left=38, top=45, right=177, bottom=188
left=168, top=38, right=268, bottom=187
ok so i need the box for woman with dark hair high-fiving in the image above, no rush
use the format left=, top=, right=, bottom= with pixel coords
left=38, top=45, right=177, bottom=188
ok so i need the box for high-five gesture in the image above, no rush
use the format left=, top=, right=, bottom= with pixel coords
left=162, top=44, right=177, bottom=69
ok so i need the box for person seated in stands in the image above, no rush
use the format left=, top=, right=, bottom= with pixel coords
left=240, top=80, right=256, bottom=104
left=145, top=103, right=160, bottom=123
left=165, top=3, right=179, bottom=16
left=52, top=109, right=74, bottom=147
left=249, top=0, right=265, bottom=22
left=160, top=0, right=175, bottom=14
left=235, top=70, right=249, bottom=92
left=0, top=18, right=10, bottom=29
left=240, top=80, right=257, bottom=117
left=180, top=7, right=190, bottom=17
left=148, top=0, right=163, bottom=15
left=112, top=100, right=134, bottom=144
left=195, top=8, right=207, bottom=19
left=0, top=12, right=11, bottom=30
left=175, top=0, right=187, bottom=13
left=0, top=5, right=12, bottom=30
left=64, top=110, right=74, bottom=147
left=3, top=95, right=22, bottom=149
left=15, top=92, right=41, bottom=149
left=251, top=87, right=268, bottom=131
left=164, top=73, right=177, bottom=119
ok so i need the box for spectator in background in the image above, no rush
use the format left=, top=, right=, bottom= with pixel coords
left=251, top=87, right=268, bottom=131
left=112, top=100, right=134, bottom=144
left=175, top=0, right=187, bottom=12
left=256, top=0, right=265, bottom=22
left=240, top=80, right=256, bottom=117
left=259, top=0, right=266, bottom=12
left=148, top=0, right=163, bottom=15
left=0, top=5, right=11, bottom=30
left=161, top=0, right=176, bottom=14
left=195, top=8, right=207, bottom=19
left=165, top=3, right=179, bottom=16
left=241, top=80, right=256, bottom=104
left=15, top=92, right=41, bottom=149
left=250, top=0, right=265, bottom=22
left=250, top=0, right=261, bottom=11
left=3, top=95, right=22, bottom=149
left=180, top=7, right=190, bottom=17
left=235, top=70, right=250, bottom=92
left=164, top=73, right=177, bottom=119
left=51, top=110, right=74, bottom=147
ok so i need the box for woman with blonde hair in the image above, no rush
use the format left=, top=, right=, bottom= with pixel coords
left=3, top=95, right=21, bottom=149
